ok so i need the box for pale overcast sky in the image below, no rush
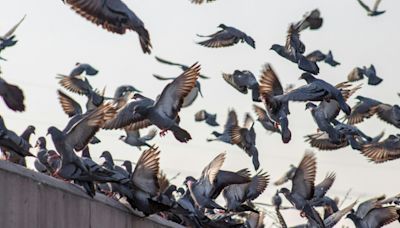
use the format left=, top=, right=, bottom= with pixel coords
left=1, top=0, right=399, bottom=226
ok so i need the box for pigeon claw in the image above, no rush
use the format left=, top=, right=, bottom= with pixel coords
left=159, top=129, right=169, bottom=137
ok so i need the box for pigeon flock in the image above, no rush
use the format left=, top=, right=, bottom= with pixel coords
left=0, top=0, right=399, bottom=227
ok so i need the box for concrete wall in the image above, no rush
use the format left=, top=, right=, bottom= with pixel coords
left=0, top=160, right=184, bottom=228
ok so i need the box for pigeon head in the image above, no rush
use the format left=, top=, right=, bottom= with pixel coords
left=35, top=137, right=47, bottom=148
left=27, top=125, right=36, bottom=135
left=47, top=126, right=62, bottom=138
left=184, top=176, right=197, bottom=187
left=121, top=160, right=132, bottom=173
left=270, top=44, right=284, bottom=53
left=119, top=135, right=126, bottom=140
left=176, top=187, right=185, bottom=195
left=305, top=102, right=317, bottom=110
left=299, top=73, right=315, bottom=83
left=218, top=24, right=227, bottom=29
left=100, top=151, right=113, bottom=160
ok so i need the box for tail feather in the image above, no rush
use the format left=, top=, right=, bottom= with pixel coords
left=170, top=125, right=192, bottom=143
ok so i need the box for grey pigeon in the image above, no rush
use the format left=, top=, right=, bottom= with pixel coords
left=228, top=114, right=260, bottom=170
left=0, top=116, right=34, bottom=159
left=356, top=0, right=385, bottom=16
left=119, top=127, right=157, bottom=150
left=62, top=0, right=151, bottom=53
left=370, top=103, right=400, bottom=128
left=155, top=56, right=209, bottom=79
left=197, top=24, right=255, bottom=49
left=34, top=137, right=52, bottom=174
left=222, top=70, right=260, bottom=102
left=361, top=134, right=400, bottom=163
left=207, top=109, right=237, bottom=144
left=0, top=76, right=25, bottom=111
left=344, top=96, right=381, bottom=125
left=185, top=152, right=227, bottom=210
left=8, top=125, right=36, bottom=166
left=0, top=15, right=25, bottom=58
left=131, top=63, right=201, bottom=142
left=102, top=93, right=154, bottom=133
left=194, top=110, right=219, bottom=127
left=152, top=74, right=203, bottom=108
left=363, top=64, right=382, bottom=85
left=222, top=172, right=269, bottom=212
left=347, top=198, right=398, bottom=227
left=69, top=63, right=98, bottom=77
left=126, top=147, right=172, bottom=216
left=295, top=9, right=323, bottom=31
left=306, top=50, right=340, bottom=67
left=252, top=104, right=280, bottom=134
left=279, top=151, right=325, bottom=227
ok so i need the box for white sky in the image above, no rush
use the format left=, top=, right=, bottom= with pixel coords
left=1, top=0, right=399, bottom=226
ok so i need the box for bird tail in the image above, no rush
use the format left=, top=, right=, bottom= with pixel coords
left=170, top=125, right=192, bottom=143
left=136, top=27, right=152, bottom=54
left=367, top=75, right=383, bottom=85
left=244, top=36, right=255, bottom=49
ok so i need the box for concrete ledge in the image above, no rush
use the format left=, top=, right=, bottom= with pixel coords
left=0, top=160, right=184, bottom=228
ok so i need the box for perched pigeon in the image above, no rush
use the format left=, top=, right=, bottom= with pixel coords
left=207, top=109, right=237, bottom=144
left=279, top=151, right=325, bottom=227
left=0, top=15, right=25, bottom=58
left=222, top=70, right=260, bottom=102
left=197, top=24, right=255, bottom=49
left=344, top=96, right=381, bottom=125
left=155, top=56, right=209, bottom=79
left=0, top=116, right=34, bottom=159
left=34, top=137, right=52, bottom=174
left=6, top=125, right=36, bottom=166
left=356, top=0, right=385, bottom=16
left=119, top=127, right=157, bottom=150
left=69, top=63, right=98, bottom=77
left=0, top=76, right=25, bottom=111
left=252, top=104, right=280, bottom=134
left=194, top=110, right=219, bottom=126
left=306, top=50, right=340, bottom=67
left=62, top=0, right=151, bottom=53
left=130, top=63, right=201, bottom=142
left=361, top=134, right=400, bottom=163
left=228, top=114, right=260, bottom=170
left=222, top=171, right=269, bottom=212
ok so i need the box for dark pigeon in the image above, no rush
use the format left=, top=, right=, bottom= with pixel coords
left=195, top=110, right=219, bottom=127
left=62, top=0, right=151, bottom=53
left=69, top=63, right=98, bottom=77
left=222, top=70, right=260, bottom=102
left=356, top=0, right=385, bottom=16
left=207, top=109, right=237, bottom=144
left=119, top=127, right=157, bottom=150
left=0, top=76, right=25, bottom=111
left=197, top=24, right=255, bottom=49
left=252, top=104, right=280, bottom=134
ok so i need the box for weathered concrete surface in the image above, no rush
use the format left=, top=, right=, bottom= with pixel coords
left=0, top=160, right=184, bottom=228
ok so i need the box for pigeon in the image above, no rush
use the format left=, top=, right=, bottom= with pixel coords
left=126, top=147, right=172, bottom=216
left=0, top=15, right=25, bottom=58
left=119, top=127, right=157, bottom=150
left=0, top=76, right=25, bottom=111
left=369, top=103, right=400, bottom=128
left=272, top=190, right=288, bottom=228
left=306, top=50, right=340, bottom=67
left=155, top=56, right=209, bottom=79
left=46, top=150, right=61, bottom=175
left=361, top=134, right=400, bottom=163
left=356, top=0, right=385, bottom=16
left=190, top=0, right=216, bottom=4
left=7, top=125, right=36, bottom=166
left=222, top=171, right=269, bottom=212
left=279, top=151, right=325, bottom=227
left=222, top=70, right=260, bottom=102
left=270, top=22, right=319, bottom=74
left=228, top=113, right=260, bottom=170
left=62, top=0, right=151, bottom=53
left=194, top=110, right=219, bottom=126
left=112, top=85, right=141, bottom=109
left=0, top=115, right=34, bottom=159
left=344, top=96, right=381, bottom=125
left=153, top=74, right=203, bottom=108
left=347, top=197, right=399, bottom=227
left=252, top=104, right=280, bottom=134
left=34, top=137, right=53, bottom=174
left=197, top=24, right=255, bottom=49
left=185, top=152, right=228, bottom=210
left=363, top=65, right=383, bottom=85
left=347, top=67, right=365, bottom=82
left=130, top=63, right=201, bottom=142
left=295, top=9, right=323, bottom=31
left=69, top=63, right=98, bottom=77
left=207, top=109, right=237, bottom=144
